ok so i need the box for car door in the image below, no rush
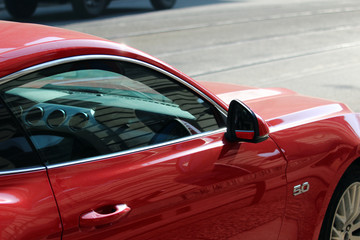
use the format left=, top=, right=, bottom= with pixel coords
left=0, top=101, right=61, bottom=240
left=1, top=56, right=287, bottom=240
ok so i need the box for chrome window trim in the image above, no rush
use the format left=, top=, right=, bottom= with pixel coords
left=0, top=55, right=227, bottom=115
left=0, top=55, right=228, bottom=169
left=48, top=128, right=226, bottom=169
left=0, top=166, right=46, bottom=176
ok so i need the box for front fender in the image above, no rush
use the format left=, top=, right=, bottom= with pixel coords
left=272, top=113, right=360, bottom=240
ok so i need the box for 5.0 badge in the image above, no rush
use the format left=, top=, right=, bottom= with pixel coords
left=293, top=182, right=310, bottom=196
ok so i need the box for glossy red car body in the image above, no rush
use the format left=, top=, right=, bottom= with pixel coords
left=0, top=21, right=359, bottom=240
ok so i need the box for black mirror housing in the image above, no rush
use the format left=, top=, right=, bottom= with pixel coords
left=225, top=99, right=269, bottom=143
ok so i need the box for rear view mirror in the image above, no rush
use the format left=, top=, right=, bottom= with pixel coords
left=226, top=99, right=269, bottom=143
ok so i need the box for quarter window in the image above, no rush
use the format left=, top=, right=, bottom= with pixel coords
left=0, top=59, right=224, bottom=165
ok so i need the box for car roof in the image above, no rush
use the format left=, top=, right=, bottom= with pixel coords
left=0, top=21, right=174, bottom=78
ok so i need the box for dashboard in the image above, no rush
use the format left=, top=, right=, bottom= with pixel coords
left=5, top=87, right=196, bottom=164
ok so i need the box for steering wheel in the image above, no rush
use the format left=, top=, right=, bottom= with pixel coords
left=150, top=118, right=192, bottom=144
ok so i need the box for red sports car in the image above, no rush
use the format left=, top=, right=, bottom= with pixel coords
left=0, top=21, right=359, bottom=240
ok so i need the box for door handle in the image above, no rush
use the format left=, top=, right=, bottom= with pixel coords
left=79, top=204, right=131, bottom=228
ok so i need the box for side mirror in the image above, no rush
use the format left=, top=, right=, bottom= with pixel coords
left=226, top=99, right=269, bottom=143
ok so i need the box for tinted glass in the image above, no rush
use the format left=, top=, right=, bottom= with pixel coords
left=0, top=60, right=224, bottom=165
left=0, top=102, right=41, bottom=171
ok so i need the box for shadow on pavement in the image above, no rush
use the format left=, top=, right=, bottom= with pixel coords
left=0, top=0, right=247, bottom=25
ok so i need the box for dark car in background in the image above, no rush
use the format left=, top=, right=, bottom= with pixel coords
left=4, top=0, right=176, bottom=18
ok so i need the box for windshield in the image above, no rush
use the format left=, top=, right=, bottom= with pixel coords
left=16, top=68, right=172, bottom=104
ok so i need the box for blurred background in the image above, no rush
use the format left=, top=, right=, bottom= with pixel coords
left=1, top=0, right=359, bottom=112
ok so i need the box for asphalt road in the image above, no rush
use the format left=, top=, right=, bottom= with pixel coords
left=1, top=0, right=359, bottom=112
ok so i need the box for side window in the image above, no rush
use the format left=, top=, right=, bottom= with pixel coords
left=0, top=60, right=225, bottom=165
left=0, top=101, right=41, bottom=171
